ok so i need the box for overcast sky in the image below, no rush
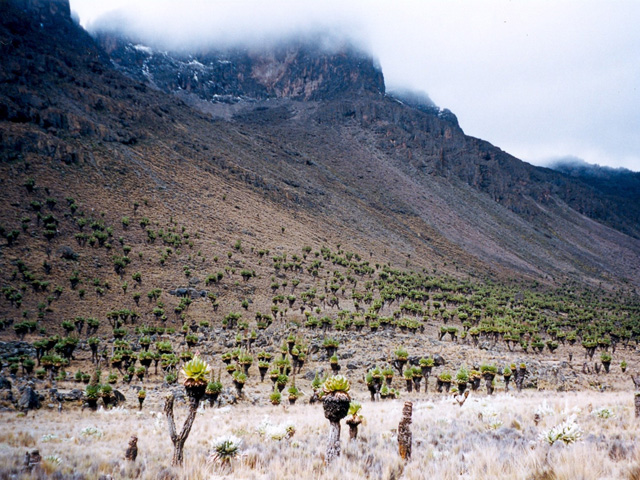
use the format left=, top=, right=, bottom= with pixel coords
left=71, top=0, right=640, bottom=172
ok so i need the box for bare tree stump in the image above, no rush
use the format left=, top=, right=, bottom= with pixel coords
left=23, top=449, right=41, bottom=474
left=125, top=435, right=138, bottom=461
left=454, top=390, right=469, bottom=407
left=165, top=393, right=200, bottom=466
left=346, top=416, right=362, bottom=440
left=515, top=367, right=527, bottom=391
left=483, top=373, right=495, bottom=395
left=398, top=401, right=413, bottom=461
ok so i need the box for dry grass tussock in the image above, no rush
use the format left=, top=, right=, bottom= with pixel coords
left=1, top=391, right=640, bottom=479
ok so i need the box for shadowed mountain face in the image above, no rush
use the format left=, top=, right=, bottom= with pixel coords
left=1, top=0, right=639, bottom=289
left=548, top=158, right=640, bottom=205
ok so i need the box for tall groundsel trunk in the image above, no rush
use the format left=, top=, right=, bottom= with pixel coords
left=322, top=390, right=350, bottom=463
left=165, top=393, right=200, bottom=466
left=326, top=420, right=341, bottom=462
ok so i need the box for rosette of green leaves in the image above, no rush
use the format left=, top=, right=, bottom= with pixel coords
left=322, top=375, right=350, bottom=394
left=181, top=355, right=211, bottom=387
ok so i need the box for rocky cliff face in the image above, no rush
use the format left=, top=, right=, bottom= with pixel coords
left=95, top=33, right=385, bottom=102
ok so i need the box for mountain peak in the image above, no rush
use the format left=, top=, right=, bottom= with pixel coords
left=95, top=32, right=385, bottom=102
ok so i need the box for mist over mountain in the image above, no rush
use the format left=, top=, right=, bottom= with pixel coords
left=94, top=30, right=385, bottom=103
left=1, top=0, right=639, bottom=290
left=546, top=157, right=640, bottom=216
left=548, top=156, right=638, bottom=179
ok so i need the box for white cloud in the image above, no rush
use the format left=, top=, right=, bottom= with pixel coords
left=69, top=0, right=640, bottom=171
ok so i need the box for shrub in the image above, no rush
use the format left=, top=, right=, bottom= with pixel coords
left=419, top=357, right=435, bottom=368
left=394, top=347, right=409, bottom=360
left=85, top=384, right=100, bottom=400
left=269, top=391, right=282, bottom=405
left=480, top=364, right=498, bottom=375
left=206, top=379, right=223, bottom=395
left=456, top=367, right=469, bottom=383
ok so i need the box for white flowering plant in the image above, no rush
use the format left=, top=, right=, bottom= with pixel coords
left=80, top=426, right=103, bottom=437
left=541, top=415, right=583, bottom=445
left=256, top=416, right=296, bottom=440
left=534, top=400, right=554, bottom=418
left=593, top=407, right=615, bottom=419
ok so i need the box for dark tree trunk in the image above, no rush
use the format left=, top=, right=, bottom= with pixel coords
left=471, top=377, right=481, bottom=391
left=164, top=392, right=200, bottom=467
left=484, top=373, right=495, bottom=395
left=515, top=367, right=526, bottom=392
left=368, top=385, right=376, bottom=402
left=412, top=377, right=422, bottom=392
left=346, top=417, right=361, bottom=440
left=504, top=377, right=511, bottom=392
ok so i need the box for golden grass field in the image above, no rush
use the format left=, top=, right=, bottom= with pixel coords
left=1, top=390, right=640, bottom=479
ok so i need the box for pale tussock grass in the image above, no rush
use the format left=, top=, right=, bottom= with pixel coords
left=0, top=391, right=638, bottom=479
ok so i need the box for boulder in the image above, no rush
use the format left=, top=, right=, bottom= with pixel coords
left=169, top=287, right=207, bottom=299
left=0, top=388, right=14, bottom=405
left=57, top=389, right=84, bottom=402
left=58, top=245, right=78, bottom=260
left=0, top=341, right=36, bottom=361
left=433, top=354, right=446, bottom=367
left=18, top=385, right=40, bottom=411
left=112, top=390, right=126, bottom=406
left=0, top=376, right=12, bottom=390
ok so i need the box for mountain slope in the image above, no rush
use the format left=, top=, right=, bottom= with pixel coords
left=95, top=30, right=640, bottom=242
left=1, top=0, right=639, bottom=295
